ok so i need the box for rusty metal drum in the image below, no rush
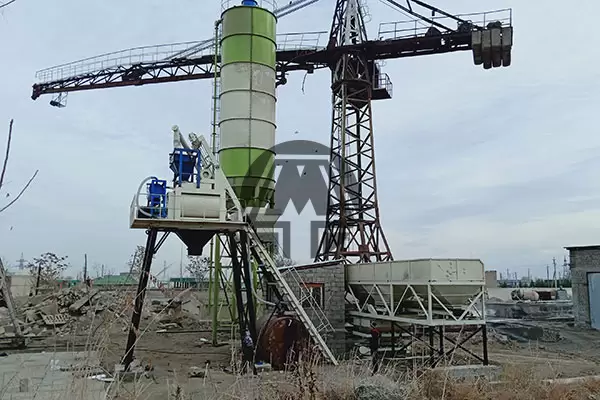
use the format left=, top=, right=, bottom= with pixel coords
left=256, top=314, right=310, bottom=369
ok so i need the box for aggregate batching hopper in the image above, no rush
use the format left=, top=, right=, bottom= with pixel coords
left=346, top=259, right=486, bottom=324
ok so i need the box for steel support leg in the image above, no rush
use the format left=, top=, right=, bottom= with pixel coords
left=122, top=228, right=158, bottom=370
left=428, top=327, right=435, bottom=366
left=438, top=326, right=444, bottom=361
left=229, top=232, right=257, bottom=375
left=239, top=231, right=258, bottom=343
left=211, top=236, right=221, bottom=345
left=229, top=233, right=249, bottom=372
left=482, top=324, right=489, bottom=365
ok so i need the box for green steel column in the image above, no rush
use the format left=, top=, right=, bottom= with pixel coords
left=212, top=238, right=221, bottom=346
left=218, top=4, right=277, bottom=207
left=252, top=259, right=259, bottom=312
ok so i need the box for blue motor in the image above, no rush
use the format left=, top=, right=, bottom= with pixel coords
left=146, top=179, right=167, bottom=218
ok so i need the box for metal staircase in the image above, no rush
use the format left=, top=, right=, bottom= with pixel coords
left=281, top=261, right=336, bottom=335
left=266, top=232, right=336, bottom=335
left=244, top=225, right=339, bottom=365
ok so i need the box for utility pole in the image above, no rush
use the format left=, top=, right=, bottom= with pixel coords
left=34, top=263, right=42, bottom=295
left=552, top=257, right=557, bottom=289
left=83, top=253, right=88, bottom=281
left=563, top=255, right=569, bottom=280
left=180, top=244, right=184, bottom=278
left=101, top=264, right=105, bottom=278
left=546, top=265, right=550, bottom=286
left=16, top=253, right=26, bottom=270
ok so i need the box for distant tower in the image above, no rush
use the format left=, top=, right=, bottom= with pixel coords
left=16, top=253, right=26, bottom=270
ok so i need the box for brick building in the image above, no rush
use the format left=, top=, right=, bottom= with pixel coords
left=565, top=245, right=600, bottom=328
left=271, top=262, right=347, bottom=357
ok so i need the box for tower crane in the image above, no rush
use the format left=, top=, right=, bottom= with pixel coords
left=31, top=0, right=513, bottom=263
left=30, top=0, right=513, bottom=369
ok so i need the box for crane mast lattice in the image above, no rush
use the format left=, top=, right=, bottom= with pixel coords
left=314, top=0, right=392, bottom=263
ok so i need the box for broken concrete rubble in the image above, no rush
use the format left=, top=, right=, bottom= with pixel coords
left=0, top=286, right=129, bottom=339
left=0, top=285, right=207, bottom=341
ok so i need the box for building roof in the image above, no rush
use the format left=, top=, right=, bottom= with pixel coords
left=93, top=274, right=137, bottom=286
left=277, top=259, right=344, bottom=272
left=57, top=279, right=80, bottom=283
left=169, top=277, right=198, bottom=283
left=564, top=245, right=600, bottom=251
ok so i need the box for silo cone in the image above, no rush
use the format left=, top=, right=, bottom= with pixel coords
left=218, top=3, right=277, bottom=208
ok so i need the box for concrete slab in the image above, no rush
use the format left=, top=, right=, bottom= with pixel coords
left=0, top=351, right=107, bottom=400
left=432, top=365, right=502, bottom=381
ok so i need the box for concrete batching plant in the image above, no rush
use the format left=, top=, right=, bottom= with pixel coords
left=31, top=0, right=514, bottom=372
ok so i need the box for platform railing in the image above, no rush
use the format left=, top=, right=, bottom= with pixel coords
left=378, top=8, right=512, bottom=41
left=35, top=28, right=327, bottom=85
left=34, top=40, right=213, bottom=83
left=374, top=72, right=393, bottom=97
left=277, top=31, right=328, bottom=51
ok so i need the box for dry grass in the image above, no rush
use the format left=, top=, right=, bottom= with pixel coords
left=420, top=364, right=600, bottom=400
left=210, top=360, right=600, bottom=400
left=4, top=286, right=600, bottom=400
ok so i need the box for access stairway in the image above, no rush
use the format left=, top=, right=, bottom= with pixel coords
left=244, top=225, right=339, bottom=365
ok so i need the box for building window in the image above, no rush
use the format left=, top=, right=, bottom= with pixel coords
left=301, top=283, right=324, bottom=308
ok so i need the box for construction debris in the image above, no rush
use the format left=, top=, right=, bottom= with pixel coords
left=188, top=366, right=206, bottom=378
left=0, top=285, right=206, bottom=341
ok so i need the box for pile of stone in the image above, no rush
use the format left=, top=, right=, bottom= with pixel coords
left=0, top=286, right=207, bottom=340
left=148, top=297, right=209, bottom=332
left=0, top=286, right=130, bottom=339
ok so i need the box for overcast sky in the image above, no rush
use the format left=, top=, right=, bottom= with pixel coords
left=0, top=0, right=598, bottom=279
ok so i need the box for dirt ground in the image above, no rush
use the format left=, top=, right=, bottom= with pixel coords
left=487, top=320, right=600, bottom=379
left=4, top=289, right=600, bottom=399
left=105, top=323, right=600, bottom=399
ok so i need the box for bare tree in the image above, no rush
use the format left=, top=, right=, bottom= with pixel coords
left=186, top=256, right=210, bottom=283
left=0, top=0, right=18, bottom=9
left=27, top=252, right=69, bottom=294
left=127, top=245, right=146, bottom=275
left=91, top=262, right=103, bottom=278
left=0, top=120, right=39, bottom=214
